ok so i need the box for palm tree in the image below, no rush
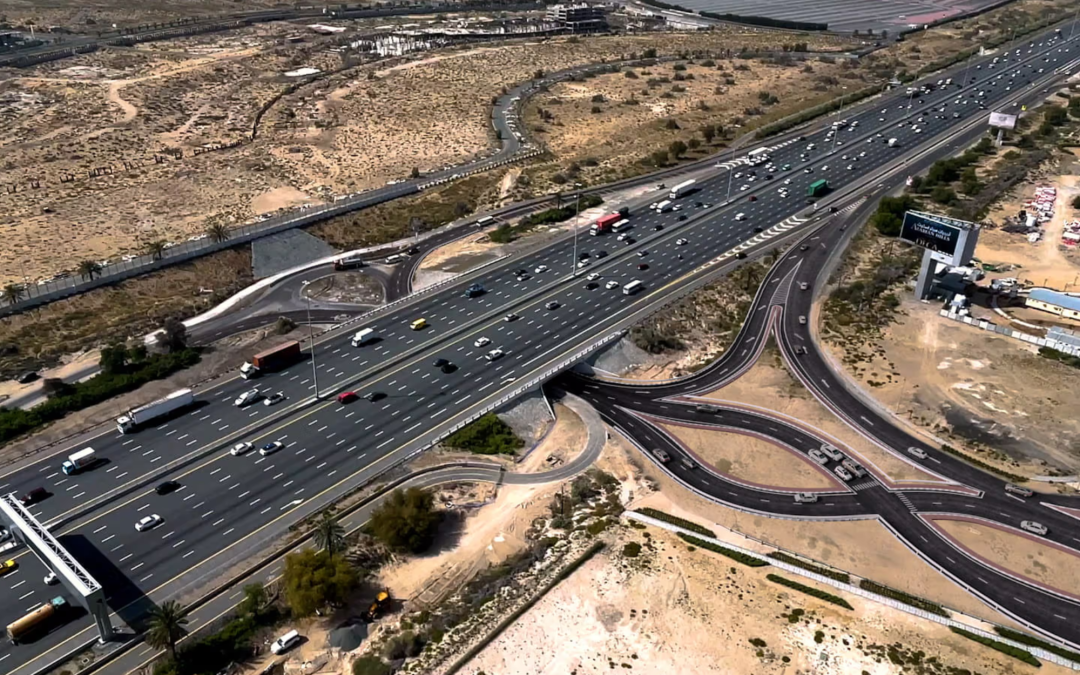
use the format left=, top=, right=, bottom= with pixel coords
left=146, top=600, right=188, bottom=663
left=77, top=260, right=101, bottom=281
left=313, top=512, right=345, bottom=558
left=145, top=240, right=167, bottom=261
left=206, top=222, right=230, bottom=243
left=1, top=283, right=26, bottom=305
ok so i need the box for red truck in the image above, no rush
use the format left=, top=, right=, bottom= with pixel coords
left=590, top=213, right=621, bottom=236
left=240, top=341, right=302, bottom=379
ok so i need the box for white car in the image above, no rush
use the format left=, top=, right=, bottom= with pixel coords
left=271, top=630, right=302, bottom=655
left=1021, top=521, right=1048, bottom=536
left=485, top=348, right=505, bottom=361
left=534, top=265, right=548, bottom=274
left=820, top=445, right=843, bottom=462
left=808, top=449, right=829, bottom=465
left=230, top=441, right=254, bottom=456
left=734, top=213, right=746, bottom=221
left=263, top=392, right=285, bottom=407
left=135, top=514, right=164, bottom=532
left=260, top=441, right=284, bottom=456
left=676, top=238, right=688, bottom=246
left=617, top=233, right=630, bottom=241
left=783, top=178, right=792, bottom=185
left=44, top=571, right=58, bottom=585
left=474, top=337, right=491, bottom=348
left=605, top=280, right=620, bottom=290
left=833, top=466, right=853, bottom=482
left=234, top=389, right=261, bottom=407
left=586, top=273, right=601, bottom=281
left=906, top=446, right=928, bottom=459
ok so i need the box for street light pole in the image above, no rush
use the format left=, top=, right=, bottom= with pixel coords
left=831, top=89, right=847, bottom=154
left=905, top=89, right=916, bottom=118
left=962, top=51, right=976, bottom=86
left=571, top=183, right=582, bottom=276
left=725, top=147, right=735, bottom=203
left=302, top=283, right=320, bottom=399
left=1071, top=7, right=1080, bottom=41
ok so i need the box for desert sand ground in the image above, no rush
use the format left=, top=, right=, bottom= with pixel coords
left=935, top=517, right=1080, bottom=598
left=0, top=0, right=281, bottom=29
left=821, top=296, right=1080, bottom=475
left=467, top=522, right=1056, bottom=675
left=658, top=421, right=837, bottom=490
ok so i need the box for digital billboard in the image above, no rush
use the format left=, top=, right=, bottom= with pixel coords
left=900, top=212, right=963, bottom=258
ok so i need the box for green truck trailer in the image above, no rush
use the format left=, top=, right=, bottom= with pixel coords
left=807, top=179, right=829, bottom=199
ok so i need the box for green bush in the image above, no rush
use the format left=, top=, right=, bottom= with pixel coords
left=993, top=627, right=1080, bottom=664
left=766, top=574, right=853, bottom=610
left=635, top=508, right=715, bottom=537
left=678, top=533, right=768, bottom=567
left=767, top=552, right=850, bottom=583
left=1039, top=346, right=1080, bottom=369
left=367, top=487, right=443, bottom=553
left=622, top=542, right=642, bottom=557
left=518, top=195, right=603, bottom=229
left=353, top=656, right=391, bottom=675
left=858, top=580, right=948, bottom=616
left=0, top=348, right=201, bottom=446
left=949, top=627, right=1041, bottom=667
left=444, top=413, right=524, bottom=455
left=282, top=549, right=358, bottom=617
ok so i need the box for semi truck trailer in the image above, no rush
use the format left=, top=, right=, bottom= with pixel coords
left=7, top=597, right=67, bottom=643
left=116, top=388, right=195, bottom=434
left=668, top=179, right=697, bottom=199
left=240, top=341, right=302, bottom=379
left=589, top=213, right=621, bottom=235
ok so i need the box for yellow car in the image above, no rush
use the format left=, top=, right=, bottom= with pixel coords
left=410, top=318, right=428, bottom=331
left=0, top=560, right=17, bottom=576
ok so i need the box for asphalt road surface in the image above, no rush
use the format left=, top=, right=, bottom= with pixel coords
left=1, top=25, right=1079, bottom=675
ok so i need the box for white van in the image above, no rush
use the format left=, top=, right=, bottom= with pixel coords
left=271, top=630, right=301, bottom=655
left=351, top=328, right=377, bottom=347
left=734, top=213, right=746, bottom=221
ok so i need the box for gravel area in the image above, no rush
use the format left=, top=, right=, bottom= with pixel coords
left=251, top=229, right=336, bottom=279
left=497, top=388, right=554, bottom=444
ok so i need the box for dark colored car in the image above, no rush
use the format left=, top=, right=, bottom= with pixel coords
left=155, top=480, right=180, bottom=495
left=362, top=391, right=386, bottom=402
left=433, top=358, right=450, bottom=368
left=638, top=263, right=649, bottom=270
left=736, top=252, right=747, bottom=259
left=585, top=282, right=599, bottom=290
left=545, top=301, right=560, bottom=310
left=440, top=362, right=457, bottom=374
left=748, top=195, right=757, bottom=202
left=753, top=226, right=763, bottom=233
left=799, top=244, right=809, bottom=251
left=677, top=214, right=687, bottom=221
left=622, top=237, right=636, bottom=245
left=653, top=224, right=664, bottom=231
left=407, top=245, right=420, bottom=255
left=16, top=371, right=38, bottom=384
left=20, top=488, right=47, bottom=506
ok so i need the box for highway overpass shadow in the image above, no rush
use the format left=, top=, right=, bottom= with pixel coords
left=57, top=534, right=156, bottom=633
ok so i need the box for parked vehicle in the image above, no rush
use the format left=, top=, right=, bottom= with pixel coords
left=271, top=630, right=302, bottom=655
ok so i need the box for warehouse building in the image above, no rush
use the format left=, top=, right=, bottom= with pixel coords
left=1025, top=288, right=1080, bottom=321
left=545, top=4, right=607, bottom=30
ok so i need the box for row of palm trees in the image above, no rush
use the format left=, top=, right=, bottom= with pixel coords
left=144, top=512, right=346, bottom=666
left=1, top=222, right=235, bottom=304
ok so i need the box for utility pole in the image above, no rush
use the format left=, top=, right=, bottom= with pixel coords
left=302, top=282, right=320, bottom=399
left=570, top=183, right=582, bottom=277
left=831, top=88, right=848, bottom=155
left=725, top=147, right=735, bottom=204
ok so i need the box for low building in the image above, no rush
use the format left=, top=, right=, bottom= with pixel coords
left=545, top=4, right=607, bottom=30
left=1025, top=288, right=1080, bottom=321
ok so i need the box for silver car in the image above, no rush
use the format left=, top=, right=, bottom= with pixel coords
left=808, top=449, right=829, bottom=466
left=794, top=493, right=819, bottom=504
left=234, top=389, right=262, bottom=407
left=819, top=444, right=844, bottom=462
left=833, top=465, right=853, bottom=482
left=1021, top=521, right=1048, bottom=536
left=906, top=446, right=928, bottom=459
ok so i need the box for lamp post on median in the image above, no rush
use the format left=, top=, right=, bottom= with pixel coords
left=725, top=146, right=736, bottom=203
left=962, top=50, right=976, bottom=87
left=571, top=182, right=582, bottom=277
left=301, top=281, right=321, bottom=399
left=831, top=87, right=848, bottom=154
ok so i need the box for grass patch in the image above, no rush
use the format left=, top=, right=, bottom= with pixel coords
left=0, top=348, right=201, bottom=447
left=767, top=552, right=850, bottom=583
left=677, top=533, right=768, bottom=567
left=766, top=574, right=853, bottom=610
left=1039, top=346, right=1080, bottom=370
left=858, top=580, right=949, bottom=617
left=443, top=413, right=524, bottom=456
left=949, top=627, right=1041, bottom=667
left=993, top=627, right=1080, bottom=664
left=634, top=508, right=716, bottom=537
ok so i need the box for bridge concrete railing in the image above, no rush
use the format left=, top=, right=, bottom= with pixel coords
left=626, top=511, right=1080, bottom=669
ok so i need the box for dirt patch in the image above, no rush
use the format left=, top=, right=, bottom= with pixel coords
left=701, top=354, right=947, bottom=485
left=822, top=295, right=1080, bottom=475
left=659, top=422, right=837, bottom=490
left=468, top=522, right=1054, bottom=675
left=517, top=401, right=588, bottom=474
left=417, top=230, right=504, bottom=274
left=302, top=271, right=384, bottom=305
left=935, top=518, right=1080, bottom=599
left=250, top=186, right=320, bottom=216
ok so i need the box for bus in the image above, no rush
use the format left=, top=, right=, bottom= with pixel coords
left=747, top=148, right=770, bottom=165
left=623, top=280, right=644, bottom=296
left=610, top=219, right=630, bottom=232
left=807, top=179, right=829, bottom=198
left=473, top=215, right=496, bottom=228
left=333, top=254, right=365, bottom=271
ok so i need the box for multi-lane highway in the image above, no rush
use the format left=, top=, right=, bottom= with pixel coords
left=2, top=23, right=1080, bottom=674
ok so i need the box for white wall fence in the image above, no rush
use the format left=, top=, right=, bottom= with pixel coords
left=940, top=309, right=1080, bottom=356
left=626, top=511, right=1080, bottom=670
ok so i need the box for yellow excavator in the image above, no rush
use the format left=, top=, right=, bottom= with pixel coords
left=364, top=591, right=391, bottom=622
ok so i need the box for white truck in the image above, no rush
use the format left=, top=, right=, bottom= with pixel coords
left=654, top=200, right=674, bottom=213
left=887, top=138, right=899, bottom=147
left=116, top=388, right=195, bottom=434
left=668, top=179, right=697, bottom=200
left=62, top=447, right=97, bottom=475
left=351, top=328, right=377, bottom=347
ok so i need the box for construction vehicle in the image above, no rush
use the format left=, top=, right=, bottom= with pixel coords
left=7, top=597, right=67, bottom=643
left=364, top=591, right=391, bottom=622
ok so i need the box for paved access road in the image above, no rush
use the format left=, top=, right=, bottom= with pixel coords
left=1, top=25, right=1078, bottom=675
